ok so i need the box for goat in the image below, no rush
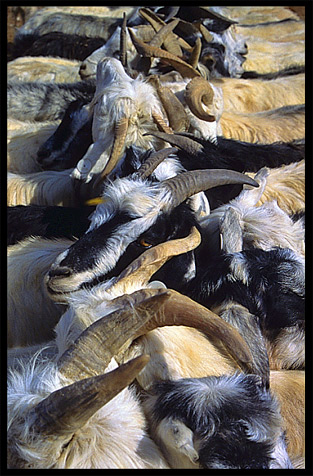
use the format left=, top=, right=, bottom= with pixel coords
left=7, top=289, right=174, bottom=469
left=145, top=131, right=304, bottom=208
left=143, top=373, right=293, bottom=469
left=7, top=56, right=81, bottom=83
left=7, top=79, right=95, bottom=122
left=211, top=73, right=305, bottom=113
left=44, top=166, right=258, bottom=301
left=7, top=118, right=60, bottom=174
left=7, top=236, right=72, bottom=347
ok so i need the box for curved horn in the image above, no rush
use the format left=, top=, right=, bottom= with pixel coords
left=59, top=285, right=253, bottom=384
left=29, top=354, right=150, bottom=436
left=161, top=169, right=259, bottom=210
left=155, top=82, right=190, bottom=132
left=95, top=116, right=129, bottom=186
left=185, top=77, right=216, bottom=122
left=119, top=12, right=128, bottom=68
left=144, top=130, right=204, bottom=156
left=109, top=226, right=201, bottom=296
left=188, top=36, right=202, bottom=70
left=134, top=147, right=178, bottom=179
left=128, top=28, right=201, bottom=78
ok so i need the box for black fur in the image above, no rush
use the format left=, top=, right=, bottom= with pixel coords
left=7, top=205, right=95, bottom=246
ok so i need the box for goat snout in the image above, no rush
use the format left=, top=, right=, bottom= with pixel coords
left=48, top=266, right=72, bottom=279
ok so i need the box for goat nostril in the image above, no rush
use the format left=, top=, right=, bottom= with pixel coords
left=49, top=267, right=72, bottom=279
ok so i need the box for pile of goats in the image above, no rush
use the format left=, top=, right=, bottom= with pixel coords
left=7, top=5, right=305, bottom=470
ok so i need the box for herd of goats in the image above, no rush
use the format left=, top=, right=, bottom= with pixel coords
left=7, top=5, right=305, bottom=470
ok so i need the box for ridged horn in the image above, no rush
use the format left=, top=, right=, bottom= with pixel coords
left=58, top=288, right=171, bottom=381
left=151, top=110, right=174, bottom=134
left=134, top=147, right=178, bottom=179
left=128, top=28, right=201, bottom=78
left=185, top=77, right=216, bottom=122
left=160, top=169, right=259, bottom=210
left=95, top=116, right=129, bottom=186
left=154, top=81, right=190, bottom=132
left=30, top=355, right=150, bottom=436
left=139, top=8, right=182, bottom=56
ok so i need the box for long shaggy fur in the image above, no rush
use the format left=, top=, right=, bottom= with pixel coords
left=212, top=73, right=305, bottom=113
left=220, top=105, right=305, bottom=143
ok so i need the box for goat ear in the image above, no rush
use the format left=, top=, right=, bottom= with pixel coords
left=218, top=303, right=270, bottom=389
left=220, top=207, right=243, bottom=253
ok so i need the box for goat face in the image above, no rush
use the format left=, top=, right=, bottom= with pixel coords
left=46, top=167, right=257, bottom=301
left=145, top=373, right=293, bottom=469
left=45, top=176, right=198, bottom=301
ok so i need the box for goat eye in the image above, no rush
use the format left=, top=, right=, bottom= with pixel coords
left=138, top=238, right=153, bottom=248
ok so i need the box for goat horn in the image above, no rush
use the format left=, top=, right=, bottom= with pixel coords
left=134, top=147, right=178, bottom=179
left=30, top=354, right=150, bottom=436
left=109, top=226, right=201, bottom=296
left=161, top=169, right=259, bottom=210
left=151, top=110, right=174, bottom=134
left=96, top=116, right=129, bottom=184
left=58, top=288, right=171, bottom=380
left=188, top=36, right=202, bottom=70
left=119, top=12, right=128, bottom=69
left=128, top=28, right=201, bottom=78
left=139, top=8, right=182, bottom=56
left=185, top=77, right=216, bottom=122
left=144, top=130, right=204, bottom=155
left=154, top=81, right=190, bottom=132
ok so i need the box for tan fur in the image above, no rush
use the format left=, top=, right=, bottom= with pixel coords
left=247, top=161, right=305, bottom=215
left=8, top=56, right=81, bottom=83
left=7, top=169, right=76, bottom=206
left=8, top=237, right=72, bottom=347
left=270, top=370, right=305, bottom=467
left=35, top=6, right=137, bottom=18
left=242, top=50, right=305, bottom=75
left=266, top=325, right=305, bottom=371
left=235, top=20, right=305, bottom=41
left=210, top=6, right=300, bottom=24
left=117, top=326, right=241, bottom=391
left=212, top=74, right=305, bottom=113
left=220, top=107, right=305, bottom=144
left=8, top=118, right=60, bottom=173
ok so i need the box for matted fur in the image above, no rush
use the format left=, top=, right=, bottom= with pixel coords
left=8, top=56, right=81, bottom=83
